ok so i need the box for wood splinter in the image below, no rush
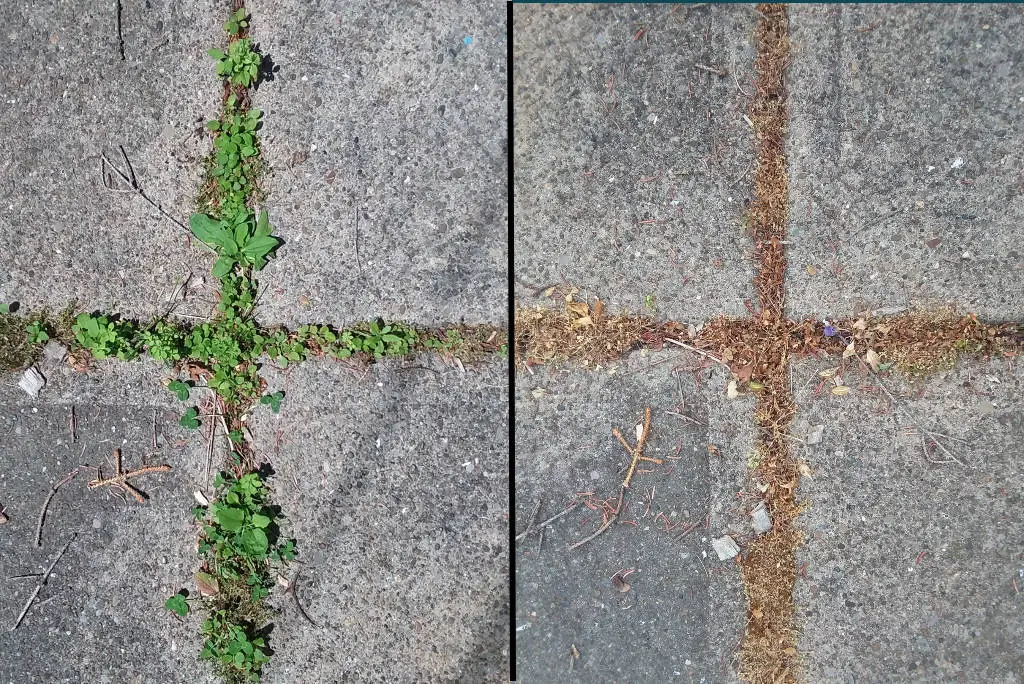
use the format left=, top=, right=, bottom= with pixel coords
left=88, top=449, right=171, bottom=503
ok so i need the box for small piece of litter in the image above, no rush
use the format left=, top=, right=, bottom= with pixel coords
left=19, top=367, right=46, bottom=397
left=712, top=535, right=740, bottom=561
left=806, top=424, right=824, bottom=445
left=950, top=157, right=964, bottom=170
left=193, top=491, right=210, bottom=506
left=42, top=340, right=68, bottom=363
left=750, top=502, right=772, bottom=534
left=463, top=36, right=472, bottom=45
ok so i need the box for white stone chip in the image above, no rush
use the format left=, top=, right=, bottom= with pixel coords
left=806, top=424, right=824, bottom=445
left=712, top=535, right=740, bottom=561
left=18, top=367, right=45, bottom=397
left=751, top=502, right=773, bottom=535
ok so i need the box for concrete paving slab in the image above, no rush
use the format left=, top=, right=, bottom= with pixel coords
left=0, top=1, right=223, bottom=321
left=513, top=4, right=757, bottom=323
left=246, top=0, right=507, bottom=328
left=515, top=351, right=761, bottom=682
left=792, top=357, right=1024, bottom=682
left=248, top=357, right=509, bottom=683
left=0, top=360, right=212, bottom=683
left=786, top=4, right=1024, bottom=321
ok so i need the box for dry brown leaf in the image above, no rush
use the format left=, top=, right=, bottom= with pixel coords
left=831, top=385, right=851, bottom=396
left=797, top=461, right=813, bottom=477
left=592, top=299, right=604, bottom=321
left=722, top=348, right=736, bottom=363
left=819, top=367, right=838, bottom=378
left=571, top=316, right=593, bottom=329
left=864, top=348, right=881, bottom=371
left=852, top=318, right=868, bottom=331
left=196, top=571, right=220, bottom=597
left=842, top=342, right=857, bottom=359
left=611, top=575, right=631, bottom=593
left=732, top=363, right=754, bottom=383
left=566, top=302, right=589, bottom=316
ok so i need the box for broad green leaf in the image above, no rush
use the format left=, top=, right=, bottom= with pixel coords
left=240, top=527, right=268, bottom=556
left=206, top=120, right=220, bottom=131
left=189, top=214, right=230, bottom=248
left=254, top=210, right=271, bottom=237
left=215, top=506, right=245, bottom=532
left=212, top=257, right=234, bottom=278
left=207, top=48, right=225, bottom=60
left=241, top=236, right=278, bottom=258
left=250, top=513, right=271, bottom=529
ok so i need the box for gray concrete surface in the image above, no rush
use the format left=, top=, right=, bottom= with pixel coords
left=514, top=353, right=756, bottom=683
left=0, top=358, right=213, bottom=684
left=513, top=4, right=757, bottom=323
left=250, top=358, right=509, bottom=683
left=786, top=4, right=1024, bottom=321
left=2, top=1, right=510, bottom=682
left=248, top=0, right=508, bottom=327
left=0, top=1, right=223, bottom=322
left=515, top=3, right=1024, bottom=683
left=792, top=358, right=1024, bottom=682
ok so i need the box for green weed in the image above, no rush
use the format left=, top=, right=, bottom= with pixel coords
left=209, top=39, right=262, bottom=88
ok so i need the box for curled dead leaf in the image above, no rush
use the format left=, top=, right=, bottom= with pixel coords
left=611, top=575, right=631, bottom=593
left=798, top=461, right=813, bottom=477
left=842, top=342, right=857, bottom=359
left=819, top=367, right=838, bottom=378
left=571, top=315, right=593, bottom=328
left=592, top=299, right=604, bottom=321
left=566, top=302, right=589, bottom=317
left=852, top=318, right=868, bottom=331
left=864, top=348, right=881, bottom=372
left=831, top=385, right=851, bottom=396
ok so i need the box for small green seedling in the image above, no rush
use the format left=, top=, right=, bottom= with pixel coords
left=25, top=321, right=48, bottom=344
left=165, top=591, right=191, bottom=617
left=259, top=391, right=284, bottom=413
left=169, top=380, right=192, bottom=401
left=180, top=407, right=201, bottom=430
left=228, top=429, right=244, bottom=444
left=223, top=7, right=248, bottom=35
left=189, top=209, right=280, bottom=276
left=208, top=38, right=262, bottom=88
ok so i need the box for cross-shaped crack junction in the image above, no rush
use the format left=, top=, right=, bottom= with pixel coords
left=514, top=4, right=1022, bottom=683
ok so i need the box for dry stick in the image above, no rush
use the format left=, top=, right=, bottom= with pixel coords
left=114, top=0, right=125, bottom=61
left=568, top=515, right=618, bottom=551
left=514, top=502, right=580, bottom=542
left=100, top=151, right=189, bottom=233
left=11, top=534, right=76, bottom=631
left=855, top=353, right=969, bottom=467
left=694, top=63, right=728, bottom=77
left=35, top=467, right=82, bottom=548
left=87, top=449, right=172, bottom=503
left=664, top=338, right=731, bottom=369
left=285, top=570, right=319, bottom=627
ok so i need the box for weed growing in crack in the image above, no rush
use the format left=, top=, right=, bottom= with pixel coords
left=209, top=39, right=262, bottom=89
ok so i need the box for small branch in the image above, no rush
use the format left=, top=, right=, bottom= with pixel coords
left=664, top=338, right=731, bottom=369
left=284, top=570, right=319, bottom=627
left=100, top=151, right=190, bottom=234
left=87, top=449, right=172, bottom=503
left=35, top=467, right=81, bottom=548
left=855, top=352, right=970, bottom=468
left=694, top=63, right=728, bottom=77
left=514, top=501, right=580, bottom=543
left=11, top=534, right=76, bottom=630
left=568, top=515, right=618, bottom=551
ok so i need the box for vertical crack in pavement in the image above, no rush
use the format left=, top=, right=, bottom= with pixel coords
left=738, top=5, right=800, bottom=683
